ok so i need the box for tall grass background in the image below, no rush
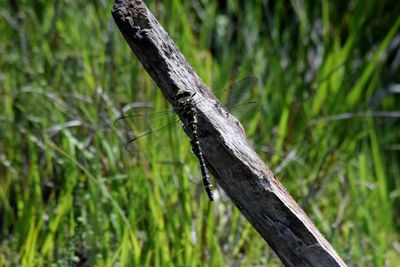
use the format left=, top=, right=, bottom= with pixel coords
left=1, top=0, right=399, bottom=266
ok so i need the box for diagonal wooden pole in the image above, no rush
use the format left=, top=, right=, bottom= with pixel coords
left=112, top=1, right=347, bottom=266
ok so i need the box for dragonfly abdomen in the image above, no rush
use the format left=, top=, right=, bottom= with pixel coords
left=189, top=124, right=214, bottom=201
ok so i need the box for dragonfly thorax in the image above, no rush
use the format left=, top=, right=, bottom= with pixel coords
left=174, top=89, right=197, bottom=118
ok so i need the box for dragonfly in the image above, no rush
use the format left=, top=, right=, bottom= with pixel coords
left=114, top=76, right=259, bottom=201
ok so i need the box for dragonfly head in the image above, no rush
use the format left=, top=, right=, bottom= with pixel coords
left=175, top=89, right=192, bottom=104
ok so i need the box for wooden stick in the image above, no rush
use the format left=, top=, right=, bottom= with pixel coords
left=112, top=1, right=347, bottom=266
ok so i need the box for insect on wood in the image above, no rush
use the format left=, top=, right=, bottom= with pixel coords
left=173, top=88, right=214, bottom=201
left=114, top=77, right=259, bottom=201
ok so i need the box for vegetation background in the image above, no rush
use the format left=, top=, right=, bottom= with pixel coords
left=1, top=0, right=399, bottom=266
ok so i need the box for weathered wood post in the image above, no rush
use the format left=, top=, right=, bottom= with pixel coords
left=112, top=1, right=347, bottom=266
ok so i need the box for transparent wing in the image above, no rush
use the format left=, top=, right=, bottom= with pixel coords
left=212, top=76, right=259, bottom=107
left=220, top=76, right=260, bottom=122
left=114, top=106, right=180, bottom=153
left=114, top=76, right=260, bottom=151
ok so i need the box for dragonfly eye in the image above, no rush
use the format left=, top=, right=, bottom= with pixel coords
left=175, top=89, right=192, bottom=101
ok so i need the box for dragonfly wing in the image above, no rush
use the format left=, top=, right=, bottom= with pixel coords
left=114, top=106, right=181, bottom=153
left=115, top=76, right=259, bottom=152
left=226, top=76, right=258, bottom=106
left=196, top=76, right=260, bottom=122
left=114, top=107, right=176, bottom=127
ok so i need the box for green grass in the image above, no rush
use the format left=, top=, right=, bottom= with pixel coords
left=1, top=0, right=399, bottom=266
